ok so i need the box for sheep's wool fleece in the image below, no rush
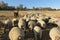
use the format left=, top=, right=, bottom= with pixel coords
left=49, top=27, right=60, bottom=40
left=34, top=26, right=42, bottom=33
left=9, top=27, right=24, bottom=40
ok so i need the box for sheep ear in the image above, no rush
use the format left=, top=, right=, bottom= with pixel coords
left=48, top=17, right=51, bottom=19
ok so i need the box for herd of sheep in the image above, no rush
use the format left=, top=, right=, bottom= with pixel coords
left=0, top=13, right=60, bottom=40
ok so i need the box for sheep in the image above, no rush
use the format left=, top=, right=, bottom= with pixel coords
left=37, top=19, right=46, bottom=29
left=42, top=16, right=51, bottom=24
left=30, top=16, right=37, bottom=21
left=9, top=18, right=28, bottom=40
left=49, top=19, right=60, bottom=40
left=12, top=18, right=19, bottom=27
left=4, top=19, right=13, bottom=40
left=0, top=21, right=5, bottom=28
left=26, top=18, right=31, bottom=22
left=29, top=13, right=35, bottom=17
left=9, top=27, right=25, bottom=40
left=25, top=20, right=37, bottom=40
left=18, top=18, right=27, bottom=39
left=34, top=26, right=42, bottom=40
left=23, top=14, right=31, bottom=22
left=49, top=27, right=60, bottom=40
left=52, top=19, right=60, bottom=27
left=37, top=16, right=44, bottom=20
left=28, top=20, right=37, bottom=30
left=18, top=18, right=27, bottom=32
left=4, top=19, right=12, bottom=31
left=23, top=14, right=29, bottom=20
left=48, top=17, right=59, bottom=23
left=48, top=17, right=59, bottom=28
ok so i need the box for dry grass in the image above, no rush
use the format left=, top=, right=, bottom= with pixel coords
left=0, top=10, right=60, bottom=27
left=0, top=10, right=60, bottom=20
left=19, top=10, right=60, bottom=18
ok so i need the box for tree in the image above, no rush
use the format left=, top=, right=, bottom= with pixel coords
left=0, top=1, right=8, bottom=10
left=0, top=1, right=15, bottom=10
left=32, top=7, right=39, bottom=10
left=24, top=6, right=27, bottom=10
left=32, top=7, right=35, bottom=10
left=17, top=4, right=23, bottom=10
left=0, top=1, right=8, bottom=7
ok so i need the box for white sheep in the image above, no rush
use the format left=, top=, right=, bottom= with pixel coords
left=37, top=19, right=46, bottom=28
left=34, top=26, right=42, bottom=40
left=28, top=20, right=37, bottom=30
left=48, top=17, right=59, bottom=24
left=4, top=19, right=12, bottom=25
left=49, top=27, right=60, bottom=40
left=30, top=16, right=37, bottom=21
left=9, top=18, right=27, bottom=40
left=9, top=27, right=25, bottom=40
left=23, top=14, right=29, bottom=20
left=12, top=18, right=19, bottom=27
left=53, top=19, right=60, bottom=27
left=26, top=17, right=31, bottom=22
left=18, top=18, right=26, bottom=31
left=23, top=14, right=31, bottom=22
left=48, top=17, right=60, bottom=27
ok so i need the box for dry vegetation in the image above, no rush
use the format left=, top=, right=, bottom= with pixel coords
left=17, top=10, right=60, bottom=18
left=0, top=10, right=60, bottom=20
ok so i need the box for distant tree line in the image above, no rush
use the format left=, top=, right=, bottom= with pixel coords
left=0, top=1, right=59, bottom=11
left=0, top=1, right=15, bottom=10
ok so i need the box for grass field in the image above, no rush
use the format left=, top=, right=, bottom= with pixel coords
left=0, top=10, right=60, bottom=18
left=0, top=10, right=60, bottom=21
left=19, top=10, right=60, bottom=18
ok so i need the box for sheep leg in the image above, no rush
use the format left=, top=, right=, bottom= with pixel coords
left=34, top=31, right=37, bottom=40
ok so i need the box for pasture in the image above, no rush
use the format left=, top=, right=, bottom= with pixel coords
left=0, top=10, right=60, bottom=40
left=0, top=10, right=60, bottom=19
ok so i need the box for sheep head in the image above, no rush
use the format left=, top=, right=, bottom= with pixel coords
left=18, top=19, right=26, bottom=30
left=28, top=20, right=37, bottom=30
